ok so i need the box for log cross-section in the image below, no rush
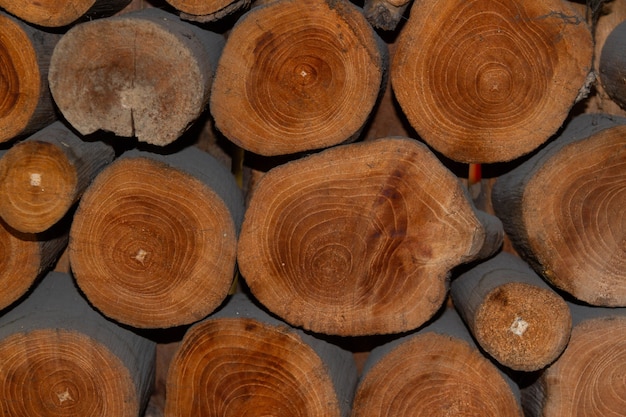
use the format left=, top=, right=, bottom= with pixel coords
left=237, top=138, right=503, bottom=336
left=0, top=0, right=132, bottom=27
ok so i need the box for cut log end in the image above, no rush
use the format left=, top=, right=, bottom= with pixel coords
left=0, top=141, right=78, bottom=233
left=210, top=0, right=386, bottom=156
left=170, top=0, right=250, bottom=22
left=352, top=332, right=522, bottom=416
left=475, top=282, right=571, bottom=371
left=600, top=20, right=626, bottom=110
left=0, top=329, right=137, bottom=416
left=165, top=318, right=342, bottom=416
left=0, top=0, right=131, bottom=27
left=69, top=157, right=237, bottom=328
left=0, top=14, right=41, bottom=143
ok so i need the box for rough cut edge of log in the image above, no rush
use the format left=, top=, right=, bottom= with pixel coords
left=0, top=0, right=132, bottom=27
left=353, top=307, right=523, bottom=416
left=0, top=12, right=60, bottom=144
left=492, top=113, right=626, bottom=306
left=521, top=303, right=626, bottom=417
left=48, top=8, right=224, bottom=146
left=0, top=271, right=156, bottom=416
left=450, top=251, right=572, bottom=371
left=363, top=0, right=411, bottom=31
left=176, top=0, right=252, bottom=22
left=0, top=121, right=115, bottom=233
left=166, top=292, right=357, bottom=416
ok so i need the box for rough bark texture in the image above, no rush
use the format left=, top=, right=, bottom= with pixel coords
left=167, top=0, right=251, bottom=23
left=352, top=307, right=523, bottom=416
left=48, top=8, right=224, bottom=146
left=492, top=113, right=626, bottom=306
left=0, top=271, right=155, bottom=416
left=210, top=0, right=388, bottom=156
left=0, top=0, right=132, bottom=27
left=600, top=19, right=626, bottom=110
left=391, top=0, right=594, bottom=163
left=450, top=251, right=571, bottom=371
left=0, top=12, right=60, bottom=144
left=522, top=303, right=626, bottom=416
left=0, top=121, right=115, bottom=233
left=363, top=0, right=411, bottom=31
left=69, top=146, right=244, bottom=328
left=165, top=293, right=357, bottom=416
left=237, top=138, right=503, bottom=336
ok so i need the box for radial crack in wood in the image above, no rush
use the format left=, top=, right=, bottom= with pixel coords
left=0, top=0, right=132, bottom=27
left=210, top=0, right=388, bottom=156
left=391, top=0, right=593, bottom=163
left=48, top=8, right=224, bottom=146
left=237, top=138, right=503, bottom=336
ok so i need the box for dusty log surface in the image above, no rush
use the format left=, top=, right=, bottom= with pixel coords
left=492, top=113, right=626, bottom=306
left=0, top=0, right=132, bottom=27
left=0, top=122, right=115, bottom=233
left=450, top=252, right=571, bottom=371
left=522, top=303, right=626, bottom=416
left=69, top=146, right=244, bottom=328
left=237, top=138, right=503, bottom=336
left=167, top=0, right=251, bottom=23
left=166, top=293, right=357, bottom=416
left=391, top=0, right=593, bottom=163
left=600, top=20, right=626, bottom=110
left=0, top=12, right=60, bottom=144
left=363, top=0, right=411, bottom=31
left=352, top=307, right=523, bottom=416
left=0, top=271, right=155, bottom=416
left=210, top=0, right=388, bottom=156
left=48, top=8, right=224, bottom=146
left=0, top=218, right=67, bottom=311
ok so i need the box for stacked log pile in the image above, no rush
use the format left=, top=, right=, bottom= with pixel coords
left=0, top=0, right=624, bottom=415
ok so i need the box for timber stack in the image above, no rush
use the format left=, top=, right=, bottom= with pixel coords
left=0, top=0, right=624, bottom=415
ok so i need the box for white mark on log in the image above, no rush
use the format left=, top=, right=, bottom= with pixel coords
left=56, top=388, right=74, bottom=404
left=509, top=317, right=529, bottom=336
left=134, top=249, right=148, bottom=264
left=60, top=141, right=70, bottom=148
left=29, top=173, right=42, bottom=187
left=300, top=70, right=308, bottom=77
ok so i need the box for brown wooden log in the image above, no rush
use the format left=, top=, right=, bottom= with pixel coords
left=0, top=0, right=132, bottom=27
left=351, top=307, right=523, bottom=416
left=391, top=0, right=594, bottom=163
left=48, top=8, right=225, bottom=146
left=0, top=122, right=115, bottom=233
left=166, top=0, right=251, bottom=23
left=599, top=19, right=626, bottom=110
left=522, top=303, right=626, bottom=416
left=0, top=12, right=60, bottom=144
left=210, top=0, right=388, bottom=156
left=492, top=113, right=626, bottom=306
left=363, top=0, right=411, bottom=31
left=450, top=252, right=571, bottom=371
left=165, top=293, right=357, bottom=416
left=69, top=146, right=244, bottom=328
left=0, top=271, right=155, bottom=416
left=0, top=218, right=67, bottom=311
left=237, top=138, right=503, bottom=336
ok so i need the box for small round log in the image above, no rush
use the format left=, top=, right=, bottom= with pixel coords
left=0, top=12, right=60, bottom=144
left=391, top=0, right=593, bottom=163
left=166, top=0, right=251, bottom=23
left=492, top=114, right=626, bottom=306
left=0, top=0, right=132, bottom=27
left=69, top=146, right=244, bottom=328
left=450, top=252, right=571, bottom=371
left=210, top=0, right=388, bottom=156
left=522, top=303, right=626, bottom=416
left=48, top=8, right=224, bottom=146
left=0, top=271, right=156, bottom=416
left=0, top=121, right=115, bottom=233
left=600, top=20, right=626, bottom=110
left=352, top=307, right=523, bottom=416
left=237, top=138, right=503, bottom=336
left=165, top=293, right=357, bottom=416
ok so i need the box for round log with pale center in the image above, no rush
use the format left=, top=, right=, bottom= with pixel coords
left=48, top=8, right=224, bottom=146
left=492, top=114, right=626, bottom=306
left=391, top=0, right=593, bottom=163
left=0, top=0, right=131, bottom=27
left=210, top=0, right=387, bottom=156
left=237, top=138, right=503, bottom=336
left=351, top=308, right=523, bottom=416
left=0, top=12, right=59, bottom=144
left=0, top=122, right=115, bottom=233
left=165, top=293, right=357, bottom=416
left=69, top=146, right=243, bottom=328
